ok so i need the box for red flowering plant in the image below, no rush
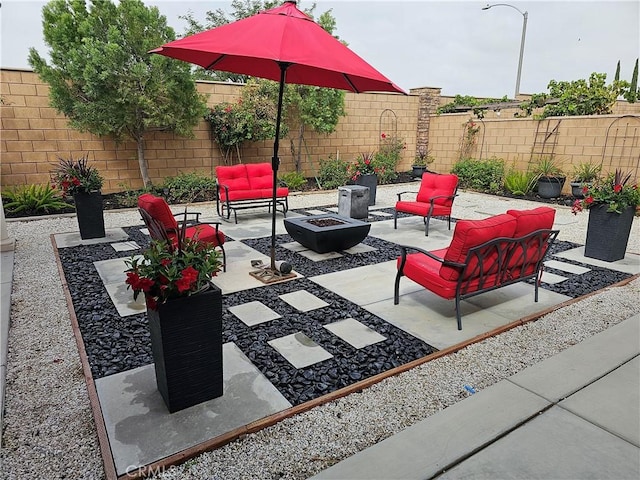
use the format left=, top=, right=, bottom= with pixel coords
left=50, top=155, right=103, bottom=197
left=124, top=228, right=222, bottom=311
left=348, top=152, right=384, bottom=181
left=571, top=169, right=640, bottom=215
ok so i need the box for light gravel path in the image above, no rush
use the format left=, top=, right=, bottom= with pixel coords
left=1, top=185, right=638, bottom=479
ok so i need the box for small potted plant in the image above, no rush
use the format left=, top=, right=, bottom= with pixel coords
left=412, top=145, right=434, bottom=178
left=570, top=161, right=602, bottom=198
left=125, top=228, right=224, bottom=413
left=571, top=169, right=640, bottom=262
left=51, top=154, right=105, bottom=239
left=532, top=156, right=565, bottom=199
left=348, top=152, right=383, bottom=205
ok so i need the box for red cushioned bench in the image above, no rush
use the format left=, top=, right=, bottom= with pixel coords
left=215, top=163, right=289, bottom=223
left=394, top=207, right=559, bottom=330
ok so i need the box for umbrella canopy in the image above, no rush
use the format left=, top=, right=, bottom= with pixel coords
left=150, top=1, right=404, bottom=94
left=151, top=0, right=405, bottom=275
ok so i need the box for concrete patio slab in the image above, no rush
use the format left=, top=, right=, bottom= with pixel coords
left=53, top=228, right=129, bottom=248
left=555, top=246, right=640, bottom=274
left=560, top=355, right=639, bottom=447
left=228, top=301, right=282, bottom=327
left=438, top=406, right=640, bottom=480
left=509, top=314, right=640, bottom=403
left=111, top=241, right=140, bottom=252
left=544, top=259, right=591, bottom=275
left=311, top=380, right=550, bottom=480
left=540, top=271, right=568, bottom=284
left=278, top=290, right=329, bottom=312
left=95, top=342, right=291, bottom=476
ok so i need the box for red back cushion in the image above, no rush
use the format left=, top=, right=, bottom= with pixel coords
left=440, top=214, right=517, bottom=281
left=216, top=164, right=250, bottom=191
left=506, top=207, right=556, bottom=237
left=416, top=173, right=458, bottom=205
left=246, top=163, right=274, bottom=190
left=138, top=194, right=178, bottom=231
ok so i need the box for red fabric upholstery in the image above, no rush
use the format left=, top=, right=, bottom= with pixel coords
left=416, top=173, right=459, bottom=205
left=138, top=193, right=178, bottom=231
left=440, top=214, right=517, bottom=281
left=507, top=207, right=556, bottom=237
left=395, top=201, right=452, bottom=217
left=246, top=163, right=274, bottom=189
left=216, top=165, right=250, bottom=201
left=177, top=225, right=225, bottom=247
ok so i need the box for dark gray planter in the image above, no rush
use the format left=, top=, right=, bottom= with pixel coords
left=537, top=176, right=566, bottom=199
left=355, top=173, right=377, bottom=205
left=73, top=191, right=105, bottom=239
left=411, top=165, right=427, bottom=178
left=584, top=204, right=634, bottom=262
left=147, top=283, right=223, bottom=413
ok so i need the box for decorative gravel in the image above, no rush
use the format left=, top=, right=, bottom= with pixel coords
left=2, top=187, right=639, bottom=480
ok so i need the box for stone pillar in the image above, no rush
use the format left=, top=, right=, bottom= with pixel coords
left=410, top=87, right=442, bottom=155
left=0, top=196, right=16, bottom=252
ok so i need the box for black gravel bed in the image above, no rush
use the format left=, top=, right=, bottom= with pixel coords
left=56, top=227, right=630, bottom=405
left=289, top=206, right=454, bottom=224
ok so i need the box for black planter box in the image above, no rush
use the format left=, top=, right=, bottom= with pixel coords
left=355, top=173, right=377, bottom=205
left=147, top=284, right=223, bottom=413
left=284, top=214, right=371, bottom=253
left=73, top=191, right=105, bottom=239
left=585, top=204, right=634, bottom=262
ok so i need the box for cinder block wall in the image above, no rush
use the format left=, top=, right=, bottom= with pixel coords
left=1, top=68, right=418, bottom=193
left=2, top=68, right=638, bottom=195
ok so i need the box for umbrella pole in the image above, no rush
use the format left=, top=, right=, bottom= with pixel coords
left=270, top=63, right=290, bottom=271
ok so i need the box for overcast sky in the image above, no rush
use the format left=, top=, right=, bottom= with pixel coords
left=1, top=0, right=638, bottom=98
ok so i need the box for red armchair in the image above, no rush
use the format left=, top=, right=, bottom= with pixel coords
left=137, top=193, right=226, bottom=271
left=394, top=172, right=459, bottom=236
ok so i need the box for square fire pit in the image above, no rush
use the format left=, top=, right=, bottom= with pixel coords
left=283, top=214, right=371, bottom=253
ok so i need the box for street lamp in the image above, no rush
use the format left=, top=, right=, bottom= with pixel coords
left=482, top=3, right=528, bottom=98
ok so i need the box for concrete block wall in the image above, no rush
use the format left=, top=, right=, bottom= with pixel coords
left=1, top=69, right=419, bottom=193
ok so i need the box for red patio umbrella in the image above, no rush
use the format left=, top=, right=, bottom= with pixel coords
left=151, top=0, right=405, bottom=277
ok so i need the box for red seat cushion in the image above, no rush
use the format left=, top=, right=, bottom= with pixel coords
left=440, top=214, right=517, bottom=281
left=395, top=201, right=453, bottom=217
left=246, top=163, right=274, bottom=190
left=138, top=194, right=178, bottom=231
left=167, top=224, right=225, bottom=248
left=416, top=173, right=458, bottom=205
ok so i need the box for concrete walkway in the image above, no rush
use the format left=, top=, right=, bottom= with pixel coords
left=312, top=313, right=640, bottom=479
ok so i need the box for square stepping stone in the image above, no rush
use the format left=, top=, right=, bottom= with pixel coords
left=297, top=249, right=343, bottom=262
left=324, top=318, right=386, bottom=349
left=544, top=260, right=590, bottom=275
left=540, top=271, right=568, bottom=285
left=304, top=209, right=328, bottom=216
left=111, top=241, right=140, bottom=252
left=280, top=241, right=309, bottom=252
left=140, top=227, right=150, bottom=236
left=279, top=290, right=329, bottom=312
left=326, top=207, right=339, bottom=213
left=369, top=211, right=392, bottom=217
left=344, top=243, right=376, bottom=254
left=228, top=301, right=281, bottom=327
left=268, top=332, right=333, bottom=368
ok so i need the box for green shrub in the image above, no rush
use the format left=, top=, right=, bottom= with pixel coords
left=318, top=156, right=350, bottom=189
left=161, top=171, right=217, bottom=203
left=279, top=171, right=307, bottom=191
left=504, top=168, right=538, bottom=196
left=372, top=152, right=399, bottom=184
left=452, top=157, right=505, bottom=194
left=2, top=183, right=72, bottom=215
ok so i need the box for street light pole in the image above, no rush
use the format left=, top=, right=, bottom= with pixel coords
left=482, top=3, right=528, bottom=98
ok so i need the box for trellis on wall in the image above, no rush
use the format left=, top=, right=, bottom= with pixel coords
left=602, top=115, right=640, bottom=179
left=379, top=109, right=397, bottom=146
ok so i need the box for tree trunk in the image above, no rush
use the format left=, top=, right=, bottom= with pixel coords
left=136, top=136, right=151, bottom=188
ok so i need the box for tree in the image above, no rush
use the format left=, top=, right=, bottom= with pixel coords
left=624, top=58, right=638, bottom=103
left=182, top=0, right=346, bottom=173
left=28, top=0, right=208, bottom=188
left=614, top=60, right=621, bottom=82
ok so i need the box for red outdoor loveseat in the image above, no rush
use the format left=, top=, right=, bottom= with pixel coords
left=137, top=193, right=227, bottom=270
left=394, top=207, right=558, bottom=330
left=215, top=163, right=289, bottom=223
left=394, top=172, right=459, bottom=236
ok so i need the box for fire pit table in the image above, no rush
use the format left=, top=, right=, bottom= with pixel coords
left=283, top=214, right=371, bottom=254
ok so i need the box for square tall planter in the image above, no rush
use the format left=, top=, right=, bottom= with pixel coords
left=73, top=191, right=105, bottom=239
left=147, top=284, right=223, bottom=413
left=354, top=174, right=377, bottom=205
left=584, top=205, right=635, bottom=262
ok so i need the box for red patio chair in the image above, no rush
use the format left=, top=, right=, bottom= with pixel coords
left=394, top=173, right=459, bottom=236
left=137, top=193, right=226, bottom=271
